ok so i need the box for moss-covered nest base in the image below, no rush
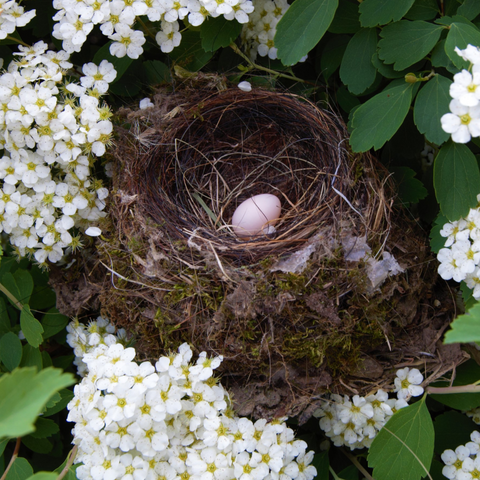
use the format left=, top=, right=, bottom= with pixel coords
left=51, top=80, right=465, bottom=420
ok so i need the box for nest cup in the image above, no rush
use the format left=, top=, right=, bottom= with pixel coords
left=130, top=89, right=361, bottom=260
left=66, top=83, right=462, bottom=420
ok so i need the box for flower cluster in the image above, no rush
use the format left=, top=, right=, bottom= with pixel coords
left=0, top=0, right=36, bottom=42
left=466, top=407, right=480, bottom=425
left=241, top=0, right=288, bottom=61
left=67, top=341, right=317, bottom=480
left=441, top=431, right=480, bottom=480
left=313, top=367, right=424, bottom=450
left=441, top=45, right=480, bottom=143
left=0, top=40, right=114, bottom=264
left=52, top=0, right=254, bottom=57
left=437, top=195, right=480, bottom=298
left=66, top=317, right=131, bottom=376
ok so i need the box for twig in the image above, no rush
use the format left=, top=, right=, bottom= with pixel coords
left=136, top=17, right=157, bottom=42
left=427, top=384, right=480, bottom=394
left=6, top=35, right=29, bottom=47
left=229, top=43, right=316, bottom=86
left=340, top=448, right=375, bottom=480
left=0, top=283, right=23, bottom=310
left=0, top=437, right=22, bottom=480
left=56, top=445, right=78, bottom=480
left=100, top=260, right=173, bottom=292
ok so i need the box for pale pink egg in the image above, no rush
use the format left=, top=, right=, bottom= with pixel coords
left=231, top=194, right=281, bottom=238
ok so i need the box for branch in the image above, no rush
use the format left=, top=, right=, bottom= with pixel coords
left=56, top=445, right=78, bottom=480
left=427, top=384, right=480, bottom=394
left=229, top=43, right=316, bottom=86
left=0, top=437, right=22, bottom=480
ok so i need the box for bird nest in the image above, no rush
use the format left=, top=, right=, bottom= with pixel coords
left=131, top=88, right=358, bottom=260
left=54, top=80, right=464, bottom=421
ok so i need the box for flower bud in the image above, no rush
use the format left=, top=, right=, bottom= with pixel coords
left=405, top=73, right=418, bottom=84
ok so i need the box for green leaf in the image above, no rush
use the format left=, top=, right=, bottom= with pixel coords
left=0, top=367, right=74, bottom=439
left=20, top=344, right=43, bottom=370
left=436, top=14, right=476, bottom=27
left=433, top=141, right=480, bottom=221
left=1, top=270, right=33, bottom=308
left=108, top=59, right=145, bottom=97
left=30, top=417, right=59, bottom=439
left=338, top=465, right=358, bottom=480
left=29, top=285, right=56, bottom=311
left=311, top=451, right=329, bottom=480
left=414, top=75, right=451, bottom=145
left=381, top=110, right=424, bottom=160
left=200, top=17, right=242, bottom=52
left=359, top=0, right=416, bottom=27
left=0, top=298, right=10, bottom=335
left=43, top=389, right=74, bottom=417
left=92, top=42, right=133, bottom=83
left=368, top=398, right=434, bottom=480
left=20, top=305, right=43, bottom=348
left=44, top=392, right=61, bottom=410
left=0, top=332, right=22, bottom=371
left=21, top=436, right=52, bottom=454
left=430, top=212, right=449, bottom=253
left=444, top=302, right=480, bottom=344
left=318, top=35, right=350, bottom=81
left=41, top=308, right=68, bottom=340
left=404, top=0, right=439, bottom=21
left=0, top=438, right=8, bottom=456
left=434, top=411, right=478, bottom=454
left=12, top=270, right=33, bottom=305
left=429, top=360, right=480, bottom=410
left=328, top=0, right=360, bottom=33
left=169, top=30, right=213, bottom=72
left=378, top=20, right=443, bottom=70
left=275, top=0, right=338, bottom=66
left=349, top=82, right=414, bottom=152
left=25, top=473, right=57, bottom=480
left=445, top=22, right=480, bottom=69
left=5, top=458, right=33, bottom=480
left=457, top=0, right=480, bottom=20
left=336, top=85, right=361, bottom=114
left=461, top=281, right=477, bottom=312
left=371, top=52, right=413, bottom=79
left=431, top=39, right=457, bottom=73
left=143, top=60, right=171, bottom=85
left=390, top=166, right=428, bottom=205
left=339, top=28, right=377, bottom=95
left=0, top=257, right=16, bottom=283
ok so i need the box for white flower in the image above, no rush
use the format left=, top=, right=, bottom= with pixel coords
left=440, top=219, right=469, bottom=247
left=438, top=247, right=466, bottom=282
left=139, top=98, right=154, bottom=109
left=337, top=394, right=373, bottom=427
left=295, top=451, right=317, bottom=480
left=238, top=81, right=252, bottom=92
left=450, top=70, right=480, bottom=107
left=81, top=60, right=117, bottom=93
left=452, top=239, right=480, bottom=274
left=86, top=226, right=102, bottom=236
left=441, top=99, right=480, bottom=143
left=87, top=120, right=113, bottom=156
left=394, top=367, right=424, bottom=400
left=442, top=446, right=472, bottom=480
left=109, top=24, right=146, bottom=59
left=455, top=45, right=480, bottom=65
left=155, top=20, right=181, bottom=53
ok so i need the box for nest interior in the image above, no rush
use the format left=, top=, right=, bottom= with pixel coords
left=55, top=83, right=465, bottom=420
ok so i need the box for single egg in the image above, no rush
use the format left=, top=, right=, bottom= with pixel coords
left=231, top=194, right=281, bottom=238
